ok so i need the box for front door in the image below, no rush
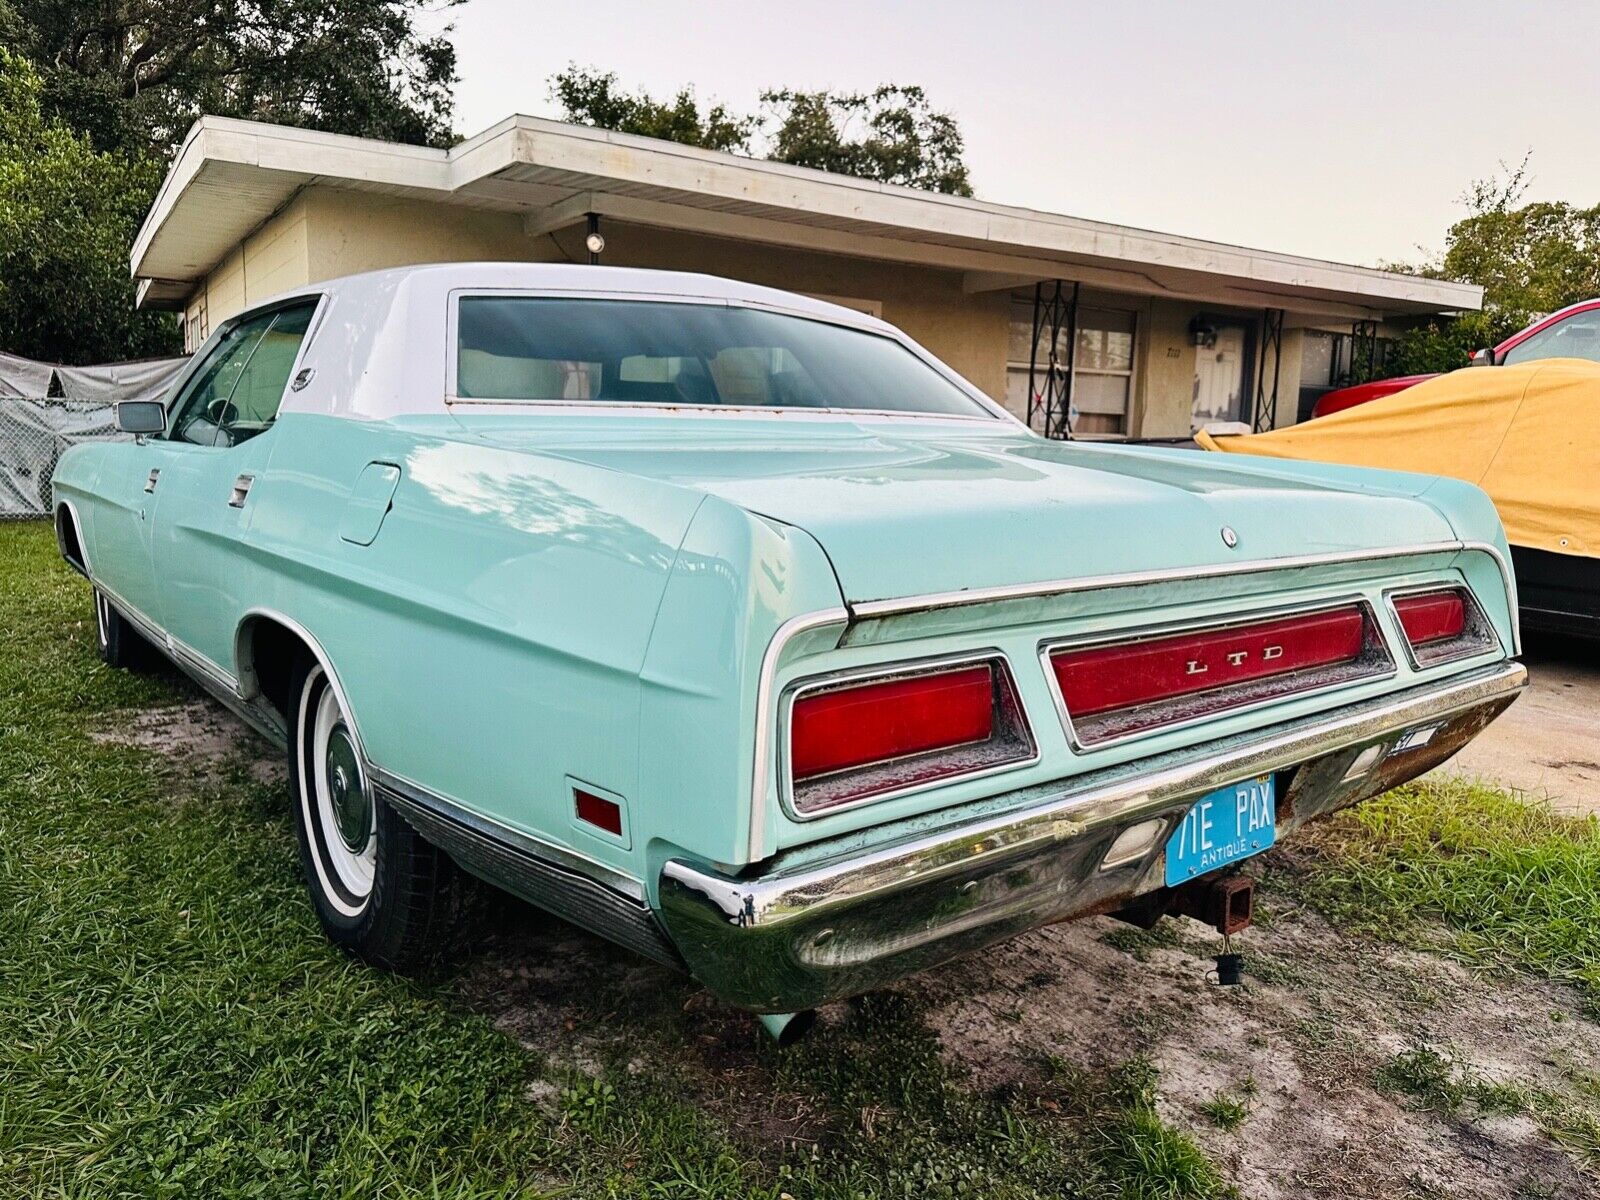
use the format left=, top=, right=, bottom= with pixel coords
left=147, top=298, right=319, bottom=672
left=1192, top=325, right=1246, bottom=430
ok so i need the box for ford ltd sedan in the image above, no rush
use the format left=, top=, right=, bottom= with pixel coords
left=53, top=264, right=1527, bottom=1041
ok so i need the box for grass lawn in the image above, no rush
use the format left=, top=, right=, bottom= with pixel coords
left=1280, top=778, right=1600, bottom=1010
left=0, top=519, right=1228, bottom=1199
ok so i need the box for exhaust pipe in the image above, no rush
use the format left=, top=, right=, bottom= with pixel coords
left=757, top=1010, right=817, bottom=1047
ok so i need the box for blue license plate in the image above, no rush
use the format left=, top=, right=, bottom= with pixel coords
left=1164, top=775, right=1276, bottom=887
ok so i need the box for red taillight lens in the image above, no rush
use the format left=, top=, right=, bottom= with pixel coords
left=786, top=660, right=1034, bottom=815
left=574, top=788, right=623, bottom=836
left=1392, top=591, right=1466, bottom=646
left=1052, top=607, right=1367, bottom=718
left=1048, top=603, right=1391, bottom=746
left=791, top=664, right=995, bottom=780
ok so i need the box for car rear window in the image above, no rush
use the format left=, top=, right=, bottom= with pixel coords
left=454, top=296, right=991, bottom=417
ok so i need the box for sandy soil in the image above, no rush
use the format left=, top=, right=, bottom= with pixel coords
left=117, top=682, right=1600, bottom=1196
left=456, top=881, right=1599, bottom=1199
left=1436, top=633, right=1600, bottom=814
left=92, top=699, right=284, bottom=784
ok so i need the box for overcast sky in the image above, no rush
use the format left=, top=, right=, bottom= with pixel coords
left=442, top=1, right=1600, bottom=269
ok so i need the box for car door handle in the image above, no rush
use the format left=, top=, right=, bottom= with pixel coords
left=144, top=469, right=160, bottom=493
left=228, top=474, right=254, bottom=508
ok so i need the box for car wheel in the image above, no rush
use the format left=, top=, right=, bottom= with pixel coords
left=94, top=589, right=153, bottom=669
left=288, top=654, right=477, bottom=971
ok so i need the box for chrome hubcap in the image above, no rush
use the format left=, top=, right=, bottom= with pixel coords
left=325, top=725, right=370, bottom=853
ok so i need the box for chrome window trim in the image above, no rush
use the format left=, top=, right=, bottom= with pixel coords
left=442, top=288, right=1012, bottom=422
left=1381, top=583, right=1502, bottom=672
left=1038, top=594, right=1397, bottom=753
left=161, top=292, right=328, bottom=443
left=776, top=649, right=1040, bottom=823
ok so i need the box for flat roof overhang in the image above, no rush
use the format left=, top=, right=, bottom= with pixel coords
left=132, top=115, right=1483, bottom=321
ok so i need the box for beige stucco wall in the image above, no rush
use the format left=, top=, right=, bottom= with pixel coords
left=182, top=186, right=1008, bottom=401
left=177, top=184, right=1322, bottom=432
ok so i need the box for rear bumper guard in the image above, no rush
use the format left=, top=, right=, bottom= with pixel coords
left=658, top=661, right=1526, bottom=1012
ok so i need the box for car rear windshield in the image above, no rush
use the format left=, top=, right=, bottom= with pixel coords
left=454, top=296, right=991, bottom=417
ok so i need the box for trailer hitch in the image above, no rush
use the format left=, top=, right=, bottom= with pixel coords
left=1173, top=873, right=1255, bottom=987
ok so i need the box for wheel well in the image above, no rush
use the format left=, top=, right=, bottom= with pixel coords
left=55, top=505, right=86, bottom=575
left=237, top=616, right=308, bottom=728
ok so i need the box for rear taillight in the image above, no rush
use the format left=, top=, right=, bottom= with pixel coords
left=1390, top=587, right=1494, bottom=666
left=786, top=659, right=1034, bottom=816
left=1048, top=603, right=1392, bottom=747
left=1392, top=591, right=1465, bottom=645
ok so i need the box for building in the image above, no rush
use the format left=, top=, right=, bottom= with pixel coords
left=130, top=115, right=1481, bottom=438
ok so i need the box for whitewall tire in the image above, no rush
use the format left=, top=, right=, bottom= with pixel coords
left=286, top=652, right=479, bottom=969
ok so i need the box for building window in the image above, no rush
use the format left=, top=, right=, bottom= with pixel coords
left=1006, top=299, right=1136, bottom=435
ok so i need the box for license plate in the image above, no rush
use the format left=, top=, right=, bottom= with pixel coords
left=1164, top=775, right=1276, bottom=887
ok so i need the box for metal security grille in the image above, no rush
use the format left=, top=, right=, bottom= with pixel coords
left=1026, top=280, right=1079, bottom=439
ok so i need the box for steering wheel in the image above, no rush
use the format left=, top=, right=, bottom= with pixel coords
left=205, top=396, right=238, bottom=427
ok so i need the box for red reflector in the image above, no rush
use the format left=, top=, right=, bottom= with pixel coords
left=574, top=789, right=623, bottom=836
left=1052, top=607, right=1367, bottom=719
left=1393, top=591, right=1466, bottom=646
left=791, top=664, right=995, bottom=780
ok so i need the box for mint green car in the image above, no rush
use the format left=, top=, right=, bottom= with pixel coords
left=54, top=264, right=1526, bottom=1040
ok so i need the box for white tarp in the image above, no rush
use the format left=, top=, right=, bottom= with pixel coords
left=0, top=352, right=189, bottom=517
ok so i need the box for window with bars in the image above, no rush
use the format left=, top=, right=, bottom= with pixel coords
left=1005, top=299, right=1137, bottom=435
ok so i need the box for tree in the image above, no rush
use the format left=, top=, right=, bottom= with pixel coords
left=1386, top=155, right=1600, bottom=375
left=550, top=66, right=755, bottom=153
left=0, top=49, right=180, bottom=362
left=762, top=86, right=972, bottom=196
left=551, top=68, right=974, bottom=196
left=6, top=0, right=462, bottom=155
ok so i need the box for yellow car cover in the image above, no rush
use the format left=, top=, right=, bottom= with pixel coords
left=1198, top=358, right=1599, bottom=560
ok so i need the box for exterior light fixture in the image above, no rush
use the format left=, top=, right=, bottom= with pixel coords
left=585, top=213, right=605, bottom=262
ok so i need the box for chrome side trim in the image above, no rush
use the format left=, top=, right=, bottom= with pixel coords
left=369, top=765, right=645, bottom=901
left=235, top=607, right=367, bottom=763
left=745, top=606, right=850, bottom=861
left=849, top=540, right=1488, bottom=620
left=1459, top=540, right=1522, bottom=655
left=777, top=649, right=1040, bottom=822
left=1037, top=594, right=1397, bottom=753
left=660, top=660, right=1527, bottom=1012
left=371, top=771, right=680, bottom=968
left=54, top=499, right=90, bottom=576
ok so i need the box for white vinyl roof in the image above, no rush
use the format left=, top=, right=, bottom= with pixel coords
left=132, top=114, right=1483, bottom=321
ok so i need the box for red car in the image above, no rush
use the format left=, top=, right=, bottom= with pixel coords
left=1310, top=297, right=1600, bottom=418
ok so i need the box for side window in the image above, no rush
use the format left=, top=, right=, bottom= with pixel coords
left=166, top=300, right=317, bottom=446
left=1501, top=310, right=1600, bottom=366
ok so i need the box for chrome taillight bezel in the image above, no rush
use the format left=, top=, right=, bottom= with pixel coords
left=1383, top=584, right=1500, bottom=670
left=1040, top=596, right=1397, bottom=752
left=778, top=651, right=1038, bottom=820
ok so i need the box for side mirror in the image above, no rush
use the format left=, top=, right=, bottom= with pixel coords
left=1469, top=347, right=1496, bottom=367
left=115, top=400, right=167, bottom=438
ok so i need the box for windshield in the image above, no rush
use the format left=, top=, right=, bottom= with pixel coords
left=454, top=296, right=992, bottom=417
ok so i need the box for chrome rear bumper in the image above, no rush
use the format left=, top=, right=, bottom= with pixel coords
left=658, top=661, right=1526, bottom=1013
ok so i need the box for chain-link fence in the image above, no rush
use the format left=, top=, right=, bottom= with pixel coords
left=0, top=398, right=119, bottom=518
left=0, top=353, right=188, bottom=519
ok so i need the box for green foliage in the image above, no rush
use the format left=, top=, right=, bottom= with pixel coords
left=1280, top=778, right=1600, bottom=1010
left=549, top=65, right=756, bottom=153
left=0, top=50, right=179, bottom=362
left=1385, top=156, right=1600, bottom=376
left=0, top=516, right=1234, bottom=1200
left=5, top=0, right=462, bottom=154
left=552, top=67, right=974, bottom=196
left=761, top=85, right=973, bottom=196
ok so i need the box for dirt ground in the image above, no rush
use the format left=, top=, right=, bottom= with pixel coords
left=98, top=666, right=1600, bottom=1197
left=1434, top=632, right=1600, bottom=814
